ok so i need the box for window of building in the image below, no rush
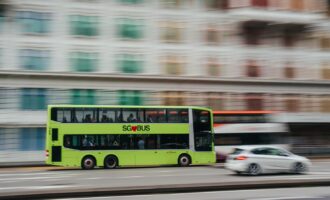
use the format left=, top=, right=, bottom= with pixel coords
left=17, top=11, right=51, bottom=34
left=70, top=15, right=99, bottom=36
left=117, top=53, right=143, bottom=73
left=282, top=25, right=305, bottom=47
left=251, top=0, right=268, bottom=8
left=320, top=34, right=330, bottom=50
left=19, top=128, right=45, bottom=151
left=0, top=11, right=5, bottom=31
left=321, top=95, right=330, bottom=112
left=206, top=57, right=220, bottom=76
left=118, top=90, right=144, bottom=105
left=205, top=0, right=229, bottom=10
left=284, top=95, right=300, bottom=112
left=20, top=49, right=50, bottom=71
left=160, top=0, right=190, bottom=9
left=284, top=62, right=296, bottom=78
left=245, top=93, right=264, bottom=110
left=322, top=62, right=330, bottom=80
left=0, top=88, right=6, bottom=109
left=204, top=24, right=221, bottom=45
left=162, top=54, right=185, bottom=75
left=207, top=93, right=223, bottom=110
left=163, top=91, right=185, bottom=106
left=70, top=52, right=98, bottom=72
left=117, top=0, right=144, bottom=5
left=21, top=88, right=47, bottom=110
left=290, top=0, right=305, bottom=11
left=116, top=18, right=144, bottom=40
left=246, top=60, right=261, bottom=77
left=71, top=89, right=96, bottom=105
left=242, top=21, right=267, bottom=45
left=160, top=21, right=185, bottom=43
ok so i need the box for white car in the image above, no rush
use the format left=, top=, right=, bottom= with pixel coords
left=224, top=146, right=311, bottom=175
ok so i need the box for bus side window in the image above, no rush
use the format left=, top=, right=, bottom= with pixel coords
left=180, top=110, right=188, bottom=123
left=123, top=109, right=138, bottom=123
left=158, top=109, right=166, bottom=123
left=64, top=135, right=71, bottom=148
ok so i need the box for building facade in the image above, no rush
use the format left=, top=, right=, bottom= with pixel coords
left=0, top=0, right=330, bottom=162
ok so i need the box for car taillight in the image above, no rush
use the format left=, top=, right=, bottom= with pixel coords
left=45, top=150, right=49, bottom=157
left=234, top=156, right=247, bottom=160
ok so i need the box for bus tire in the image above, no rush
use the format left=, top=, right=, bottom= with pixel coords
left=81, top=156, right=96, bottom=170
left=178, top=154, right=191, bottom=167
left=104, top=155, right=118, bottom=169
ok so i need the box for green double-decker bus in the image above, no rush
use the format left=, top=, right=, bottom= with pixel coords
left=46, top=105, right=215, bottom=169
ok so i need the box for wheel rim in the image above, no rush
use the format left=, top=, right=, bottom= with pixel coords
left=84, top=158, right=94, bottom=169
left=107, top=158, right=116, bottom=168
left=180, top=156, right=189, bottom=166
left=249, top=164, right=260, bottom=175
left=295, top=163, right=304, bottom=173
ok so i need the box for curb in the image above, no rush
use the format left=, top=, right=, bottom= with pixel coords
left=0, top=179, right=329, bottom=200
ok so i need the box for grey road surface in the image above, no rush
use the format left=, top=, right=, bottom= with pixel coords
left=48, top=187, right=330, bottom=200
left=0, top=161, right=329, bottom=196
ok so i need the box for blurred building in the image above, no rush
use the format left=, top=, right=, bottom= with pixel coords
left=0, top=0, right=330, bottom=162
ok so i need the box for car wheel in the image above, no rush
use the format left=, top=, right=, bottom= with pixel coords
left=292, top=162, right=306, bottom=174
left=104, top=155, right=118, bottom=169
left=178, top=154, right=191, bottom=167
left=81, top=156, right=96, bottom=170
left=247, top=163, right=261, bottom=176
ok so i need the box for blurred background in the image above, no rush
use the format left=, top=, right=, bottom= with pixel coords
left=0, top=0, right=330, bottom=164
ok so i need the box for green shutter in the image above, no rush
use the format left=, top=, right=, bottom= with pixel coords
left=71, top=89, right=96, bottom=105
left=21, top=88, right=47, bottom=110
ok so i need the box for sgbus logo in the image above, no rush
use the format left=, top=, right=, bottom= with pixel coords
left=122, top=125, right=150, bottom=132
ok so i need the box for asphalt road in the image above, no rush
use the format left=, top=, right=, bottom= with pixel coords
left=0, top=161, right=329, bottom=198
left=48, top=187, right=330, bottom=200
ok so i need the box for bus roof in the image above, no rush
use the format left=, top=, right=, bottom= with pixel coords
left=213, top=110, right=275, bottom=115
left=48, top=105, right=212, bottom=111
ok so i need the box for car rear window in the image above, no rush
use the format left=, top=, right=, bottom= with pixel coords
left=230, top=148, right=244, bottom=155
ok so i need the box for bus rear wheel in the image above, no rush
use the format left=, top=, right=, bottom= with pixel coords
left=81, top=156, right=96, bottom=170
left=178, top=154, right=191, bottom=167
left=104, top=155, right=118, bottom=169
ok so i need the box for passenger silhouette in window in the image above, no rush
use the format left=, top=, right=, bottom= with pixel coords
left=146, top=115, right=153, bottom=123
left=101, top=114, right=109, bottom=122
left=127, top=113, right=136, bottom=123
left=84, top=114, right=92, bottom=123
left=138, top=138, right=145, bottom=149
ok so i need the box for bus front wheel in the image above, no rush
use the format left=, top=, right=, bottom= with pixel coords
left=178, top=154, right=191, bottom=167
left=81, top=156, right=96, bottom=170
left=104, top=155, right=118, bottom=169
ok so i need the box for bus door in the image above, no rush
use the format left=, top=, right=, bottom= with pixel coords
left=192, top=109, right=214, bottom=163
left=50, top=128, right=62, bottom=162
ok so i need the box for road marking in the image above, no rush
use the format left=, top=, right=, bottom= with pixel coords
left=0, top=172, right=59, bottom=177
left=0, top=185, right=75, bottom=191
left=308, top=172, right=330, bottom=175
left=0, top=175, right=74, bottom=182
left=251, top=196, right=320, bottom=200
